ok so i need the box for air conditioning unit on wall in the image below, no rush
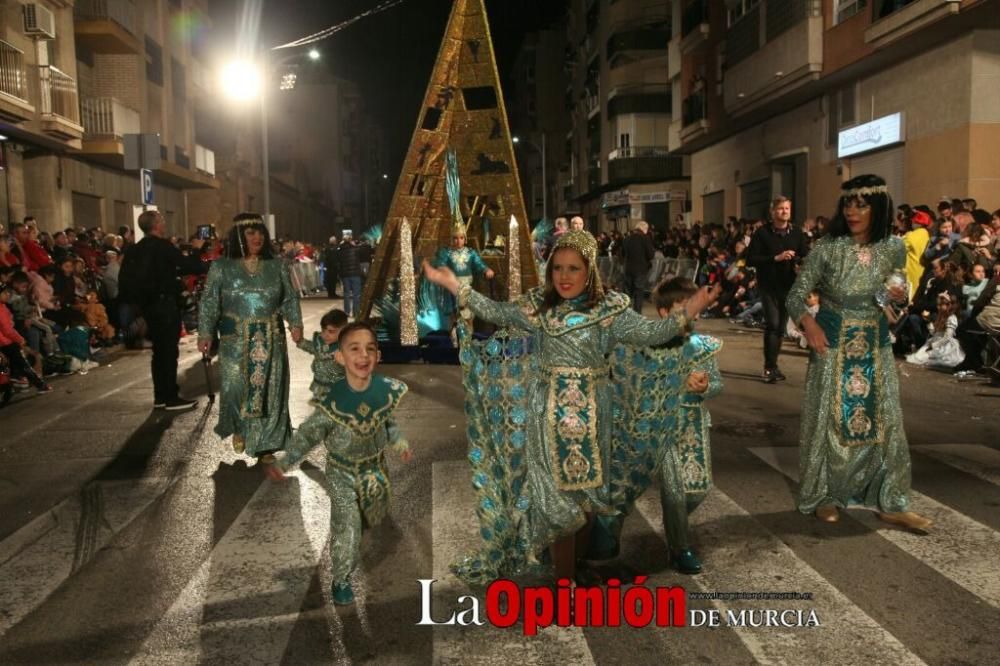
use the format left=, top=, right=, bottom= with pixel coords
left=24, top=4, right=56, bottom=40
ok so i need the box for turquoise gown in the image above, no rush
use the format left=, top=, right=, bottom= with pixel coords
left=786, top=236, right=913, bottom=514
left=198, top=258, right=303, bottom=456
left=453, top=287, right=690, bottom=583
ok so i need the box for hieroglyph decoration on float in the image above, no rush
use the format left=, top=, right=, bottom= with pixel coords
left=358, top=0, right=538, bottom=321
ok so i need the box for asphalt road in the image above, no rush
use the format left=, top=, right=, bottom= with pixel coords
left=0, top=297, right=997, bottom=665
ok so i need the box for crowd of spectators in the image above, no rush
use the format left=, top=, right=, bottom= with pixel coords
left=588, top=197, right=1000, bottom=378
left=888, top=199, right=1000, bottom=376
left=0, top=215, right=332, bottom=406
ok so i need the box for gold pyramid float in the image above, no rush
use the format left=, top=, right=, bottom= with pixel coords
left=358, top=0, right=539, bottom=322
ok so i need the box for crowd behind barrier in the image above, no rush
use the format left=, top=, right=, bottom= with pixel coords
left=3, top=199, right=998, bottom=407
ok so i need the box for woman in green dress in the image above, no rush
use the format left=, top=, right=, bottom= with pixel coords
left=422, top=230, right=719, bottom=583
left=198, top=213, right=303, bottom=460
left=787, top=175, right=931, bottom=532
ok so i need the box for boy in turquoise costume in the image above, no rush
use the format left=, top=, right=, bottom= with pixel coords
left=653, top=277, right=723, bottom=574
left=267, top=322, right=412, bottom=605
left=297, top=308, right=348, bottom=399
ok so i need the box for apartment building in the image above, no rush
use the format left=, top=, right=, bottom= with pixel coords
left=0, top=0, right=220, bottom=235
left=268, top=74, right=388, bottom=238
left=0, top=0, right=358, bottom=243
left=561, top=0, right=689, bottom=235
left=675, top=0, right=999, bottom=225
left=509, top=29, right=570, bottom=222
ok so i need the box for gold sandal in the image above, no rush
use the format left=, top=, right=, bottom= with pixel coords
left=877, top=511, right=933, bottom=533
left=816, top=505, right=839, bottom=523
left=232, top=435, right=245, bottom=454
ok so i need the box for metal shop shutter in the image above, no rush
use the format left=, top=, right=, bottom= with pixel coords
left=850, top=146, right=905, bottom=204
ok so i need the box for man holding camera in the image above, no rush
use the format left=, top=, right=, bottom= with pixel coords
left=120, top=211, right=207, bottom=410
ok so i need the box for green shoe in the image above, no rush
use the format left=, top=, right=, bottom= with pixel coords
left=332, top=581, right=355, bottom=606
left=671, top=549, right=703, bottom=575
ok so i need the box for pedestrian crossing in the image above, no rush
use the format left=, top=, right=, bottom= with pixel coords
left=0, top=439, right=998, bottom=663
left=132, top=467, right=332, bottom=664
left=749, top=445, right=1000, bottom=609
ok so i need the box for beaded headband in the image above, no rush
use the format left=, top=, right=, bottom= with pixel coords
left=235, top=217, right=266, bottom=227
left=842, top=185, right=888, bottom=197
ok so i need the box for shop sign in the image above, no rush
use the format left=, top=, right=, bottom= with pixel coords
left=837, top=112, right=904, bottom=158
left=602, top=190, right=670, bottom=207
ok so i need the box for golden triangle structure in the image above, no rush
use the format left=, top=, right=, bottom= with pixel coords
left=358, top=0, right=539, bottom=322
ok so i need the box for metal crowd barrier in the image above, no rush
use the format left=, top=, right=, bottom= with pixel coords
left=647, top=256, right=700, bottom=291
left=289, top=261, right=321, bottom=296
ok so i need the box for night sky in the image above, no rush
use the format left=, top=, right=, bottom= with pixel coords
left=209, top=0, right=567, bottom=181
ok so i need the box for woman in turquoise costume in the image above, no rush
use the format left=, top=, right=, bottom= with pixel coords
left=788, top=175, right=931, bottom=532
left=198, top=213, right=303, bottom=460
left=422, top=230, right=718, bottom=583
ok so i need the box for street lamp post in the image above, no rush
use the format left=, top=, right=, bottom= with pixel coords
left=222, top=48, right=320, bottom=232
left=513, top=134, right=547, bottom=219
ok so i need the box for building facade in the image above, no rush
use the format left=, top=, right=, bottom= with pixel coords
left=509, top=29, right=569, bottom=224
left=561, top=0, right=690, bottom=235
left=676, top=0, right=999, bottom=225
left=0, top=0, right=372, bottom=244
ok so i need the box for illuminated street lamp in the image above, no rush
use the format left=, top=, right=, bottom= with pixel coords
left=220, top=48, right=320, bottom=227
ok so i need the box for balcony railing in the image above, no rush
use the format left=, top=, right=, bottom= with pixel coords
left=681, top=0, right=709, bottom=37
left=608, top=145, right=671, bottom=161
left=39, top=67, right=81, bottom=123
left=585, top=94, right=600, bottom=116
left=727, top=4, right=761, bottom=67
left=80, top=96, right=140, bottom=138
left=766, top=0, right=816, bottom=42
left=175, top=146, right=190, bottom=170
left=682, top=91, right=707, bottom=126
left=0, top=40, right=28, bottom=103
left=74, top=0, right=138, bottom=36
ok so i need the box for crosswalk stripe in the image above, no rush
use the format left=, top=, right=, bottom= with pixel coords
left=633, top=489, right=927, bottom=665
left=130, top=467, right=331, bottom=665
left=749, top=446, right=1000, bottom=609
left=0, top=478, right=176, bottom=637
left=431, top=461, right=596, bottom=665
left=914, top=444, right=1000, bottom=487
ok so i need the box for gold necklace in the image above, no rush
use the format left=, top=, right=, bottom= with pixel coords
left=243, top=255, right=261, bottom=275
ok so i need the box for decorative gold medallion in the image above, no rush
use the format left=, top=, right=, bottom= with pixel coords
left=848, top=405, right=873, bottom=436
left=846, top=366, right=871, bottom=398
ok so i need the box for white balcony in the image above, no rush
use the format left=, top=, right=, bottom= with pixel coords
left=195, top=144, right=216, bottom=176
left=39, top=67, right=84, bottom=141
left=80, top=96, right=140, bottom=138
left=0, top=40, right=33, bottom=122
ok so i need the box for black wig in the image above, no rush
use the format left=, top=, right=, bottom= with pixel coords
left=225, top=212, right=275, bottom=259
left=826, top=174, right=894, bottom=244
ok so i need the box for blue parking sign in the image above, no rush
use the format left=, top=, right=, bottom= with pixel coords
left=141, top=169, right=154, bottom=205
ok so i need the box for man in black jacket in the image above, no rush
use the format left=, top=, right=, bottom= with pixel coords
left=622, top=220, right=655, bottom=313
left=746, top=196, right=809, bottom=383
left=323, top=236, right=339, bottom=298
left=121, top=210, right=207, bottom=410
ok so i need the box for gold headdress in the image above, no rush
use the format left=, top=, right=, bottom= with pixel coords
left=549, top=230, right=603, bottom=295
left=452, top=210, right=467, bottom=238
